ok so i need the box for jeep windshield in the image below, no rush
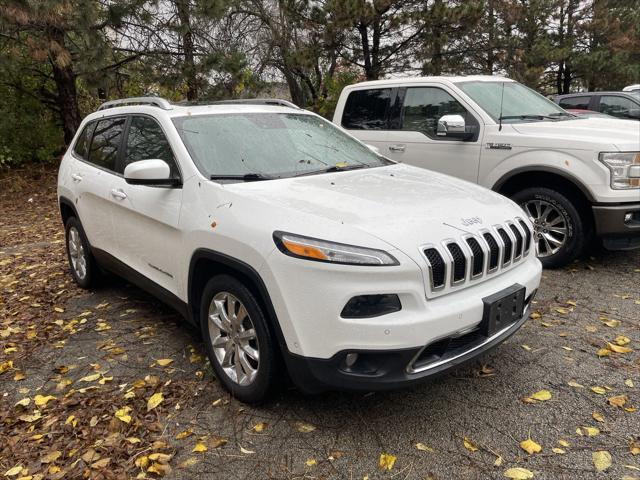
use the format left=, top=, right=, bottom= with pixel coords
left=455, top=81, right=573, bottom=123
left=172, top=112, right=391, bottom=181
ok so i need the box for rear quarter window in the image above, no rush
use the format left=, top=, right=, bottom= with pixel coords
left=72, top=122, right=95, bottom=160
left=558, top=96, right=591, bottom=110
left=342, top=88, right=391, bottom=130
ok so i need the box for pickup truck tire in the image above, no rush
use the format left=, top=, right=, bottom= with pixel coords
left=510, top=187, right=585, bottom=268
left=200, top=274, right=279, bottom=404
left=64, top=217, right=99, bottom=289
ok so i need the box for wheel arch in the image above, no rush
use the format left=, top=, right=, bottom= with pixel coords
left=493, top=168, right=595, bottom=229
left=59, top=196, right=79, bottom=226
left=188, top=249, right=288, bottom=353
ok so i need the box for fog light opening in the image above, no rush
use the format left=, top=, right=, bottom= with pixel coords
left=345, top=353, right=359, bottom=368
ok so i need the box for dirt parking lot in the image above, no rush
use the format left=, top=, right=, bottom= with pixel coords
left=1, top=169, right=639, bottom=480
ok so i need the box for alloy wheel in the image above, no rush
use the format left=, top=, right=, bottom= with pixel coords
left=522, top=199, right=568, bottom=257
left=207, top=292, right=260, bottom=386
left=68, top=226, right=87, bottom=280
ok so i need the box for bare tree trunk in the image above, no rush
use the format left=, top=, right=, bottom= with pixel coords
left=49, top=29, right=80, bottom=145
left=176, top=0, right=197, bottom=100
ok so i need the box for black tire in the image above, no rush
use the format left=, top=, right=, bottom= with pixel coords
left=510, top=187, right=586, bottom=268
left=64, top=217, right=99, bottom=288
left=200, top=274, right=279, bottom=404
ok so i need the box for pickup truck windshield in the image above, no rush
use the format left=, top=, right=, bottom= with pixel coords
left=173, top=112, right=390, bottom=181
left=455, top=81, right=570, bottom=123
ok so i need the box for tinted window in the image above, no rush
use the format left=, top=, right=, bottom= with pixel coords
left=558, top=96, right=591, bottom=110
left=401, top=87, right=469, bottom=138
left=88, top=117, right=125, bottom=171
left=73, top=122, right=95, bottom=159
left=342, top=89, right=391, bottom=130
left=599, top=95, right=640, bottom=119
left=125, top=116, right=179, bottom=177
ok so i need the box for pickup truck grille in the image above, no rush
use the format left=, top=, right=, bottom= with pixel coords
left=422, top=218, right=533, bottom=292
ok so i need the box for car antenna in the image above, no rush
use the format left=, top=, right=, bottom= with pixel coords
left=498, top=81, right=505, bottom=131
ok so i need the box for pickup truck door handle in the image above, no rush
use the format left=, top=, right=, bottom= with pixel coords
left=388, top=144, right=406, bottom=152
left=71, top=173, right=83, bottom=182
left=110, top=189, right=127, bottom=200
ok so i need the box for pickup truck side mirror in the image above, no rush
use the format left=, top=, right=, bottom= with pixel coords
left=124, top=159, right=180, bottom=187
left=437, top=114, right=475, bottom=140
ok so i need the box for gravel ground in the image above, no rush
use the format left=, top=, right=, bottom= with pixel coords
left=1, top=170, right=638, bottom=480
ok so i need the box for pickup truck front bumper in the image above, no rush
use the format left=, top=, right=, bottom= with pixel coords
left=593, top=202, right=640, bottom=250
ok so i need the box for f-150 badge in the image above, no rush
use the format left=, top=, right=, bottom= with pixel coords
left=486, top=142, right=512, bottom=150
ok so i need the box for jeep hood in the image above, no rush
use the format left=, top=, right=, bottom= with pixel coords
left=510, top=117, right=640, bottom=151
left=223, top=164, right=524, bottom=261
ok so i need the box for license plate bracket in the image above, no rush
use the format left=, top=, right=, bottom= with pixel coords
left=480, top=284, right=526, bottom=337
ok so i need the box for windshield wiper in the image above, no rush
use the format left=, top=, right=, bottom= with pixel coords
left=499, top=114, right=556, bottom=121
left=293, top=164, right=369, bottom=177
left=209, top=173, right=275, bottom=182
left=549, top=111, right=576, bottom=118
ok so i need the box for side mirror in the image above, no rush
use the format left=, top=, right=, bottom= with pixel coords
left=437, top=114, right=468, bottom=138
left=124, top=159, right=179, bottom=186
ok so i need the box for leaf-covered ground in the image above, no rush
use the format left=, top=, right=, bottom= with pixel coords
left=0, top=168, right=638, bottom=480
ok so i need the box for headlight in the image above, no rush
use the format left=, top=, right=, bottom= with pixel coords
left=273, top=231, right=399, bottom=266
left=599, top=152, right=640, bottom=189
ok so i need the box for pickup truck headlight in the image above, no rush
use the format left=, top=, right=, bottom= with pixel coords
left=599, top=152, right=640, bottom=189
left=273, top=231, right=399, bottom=266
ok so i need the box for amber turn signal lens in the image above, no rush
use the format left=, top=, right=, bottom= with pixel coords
left=281, top=239, right=328, bottom=260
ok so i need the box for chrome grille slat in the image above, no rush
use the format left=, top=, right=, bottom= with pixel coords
left=421, top=219, right=532, bottom=293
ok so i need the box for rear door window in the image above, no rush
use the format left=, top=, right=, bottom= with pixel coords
left=599, top=95, right=640, bottom=119
left=342, top=89, right=392, bottom=130
left=87, top=117, right=126, bottom=172
left=558, top=96, right=591, bottom=110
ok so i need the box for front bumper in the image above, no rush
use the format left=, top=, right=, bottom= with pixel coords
left=592, top=202, right=640, bottom=250
left=284, top=298, right=534, bottom=393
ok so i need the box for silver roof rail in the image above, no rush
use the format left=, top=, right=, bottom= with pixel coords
left=209, top=99, right=300, bottom=109
left=97, top=97, right=173, bottom=111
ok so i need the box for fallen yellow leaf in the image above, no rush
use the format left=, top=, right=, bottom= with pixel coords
left=156, top=359, right=173, bottom=367
left=607, top=343, right=632, bottom=354
left=592, top=450, right=612, bottom=471
left=294, top=422, right=316, bottom=433
left=41, top=450, right=61, bottom=463
left=114, top=406, right=132, bottom=423
left=625, top=379, right=634, bottom=388
left=4, top=466, right=23, bottom=477
left=503, top=467, right=534, bottom=479
left=591, top=386, right=607, bottom=395
left=192, top=442, right=207, bottom=453
left=14, top=398, right=30, bottom=408
left=79, top=373, right=100, bottom=382
left=415, top=442, right=433, bottom=452
left=527, top=390, right=552, bottom=402
left=175, top=429, right=193, bottom=440
left=0, top=360, right=14, bottom=374
left=596, top=348, right=611, bottom=357
left=378, top=453, right=396, bottom=470
left=147, top=392, right=164, bottom=411
left=520, top=439, right=542, bottom=455
left=614, top=335, right=631, bottom=346
left=552, top=447, right=566, bottom=454
left=305, top=458, right=317, bottom=467
left=630, top=440, right=640, bottom=455
left=463, top=437, right=478, bottom=452
left=252, top=422, right=267, bottom=433
left=34, top=394, right=56, bottom=407
left=592, top=412, right=604, bottom=423
left=558, top=439, right=569, bottom=447
left=567, top=381, right=584, bottom=388
left=608, top=395, right=627, bottom=408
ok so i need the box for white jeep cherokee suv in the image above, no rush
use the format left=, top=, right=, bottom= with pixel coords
left=58, top=97, right=541, bottom=403
left=334, top=76, right=640, bottom=268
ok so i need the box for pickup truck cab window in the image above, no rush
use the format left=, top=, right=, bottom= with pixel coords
left=342, top=88, right=392, bottom=130
left=599, top=95, right=640, bottom=119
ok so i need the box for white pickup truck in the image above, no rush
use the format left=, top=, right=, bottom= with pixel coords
left=333, top=76, right=640, bottom=267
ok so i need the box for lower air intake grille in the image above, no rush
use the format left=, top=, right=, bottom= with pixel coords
left=497, top=228, right=512, bottom=264
left=446, top=243, right=466, bottom=282
left=483, top=232, right=500, bottom=270
left=466, top=237, right=484, bottom=277
left=424, top=248, right=445, bottom=289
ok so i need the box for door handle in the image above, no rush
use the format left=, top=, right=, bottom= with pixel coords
left=110, top=189, right=127, bottom=200
left=71, top=173, right=83, bottom=182
left=388, top=144, right=406, bottom=152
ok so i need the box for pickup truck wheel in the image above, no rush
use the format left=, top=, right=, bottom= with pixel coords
left=510, top=187, right=585, bottom=268
left=200, top=275, right=278, bottom=404
left=65, top=217, right=99, bottom=288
